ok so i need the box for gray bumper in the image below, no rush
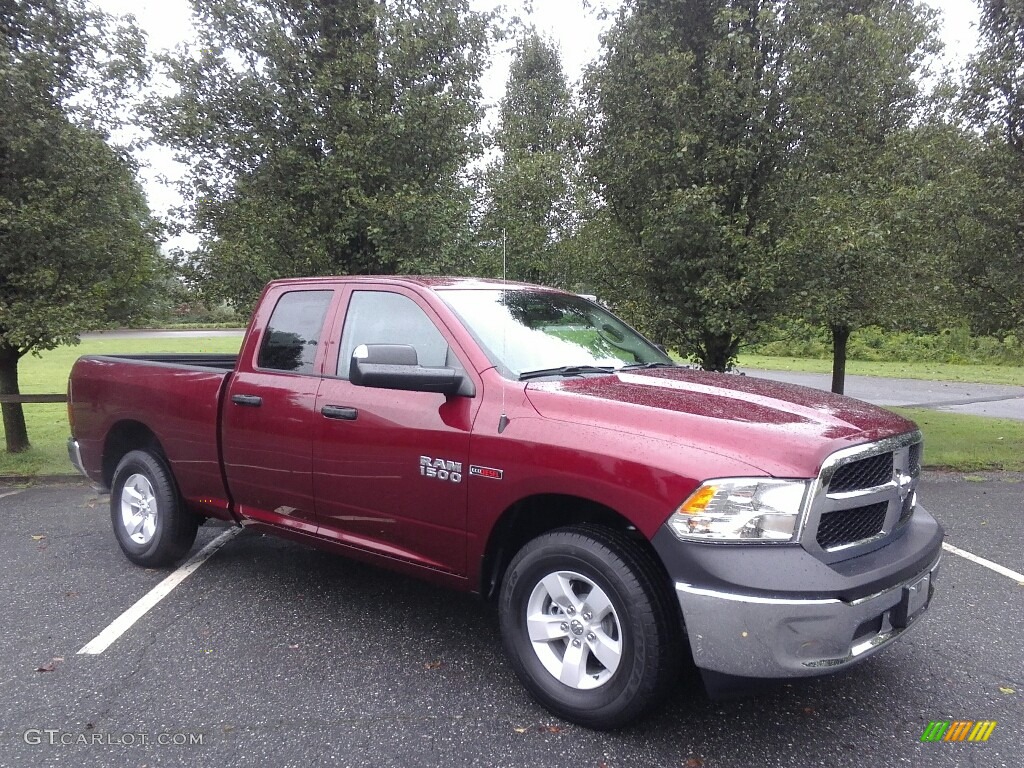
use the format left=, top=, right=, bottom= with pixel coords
left=675, top=554, right=940, bottom=677
left=67, top=438, right=87, bottom=477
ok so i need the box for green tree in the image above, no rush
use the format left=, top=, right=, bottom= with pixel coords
left=775, top=0, right=939, bottom=392
left=477, top=30, right=582, bottom=285
left=584, top=0, right=789, bottom=371
left=960, top=0, right=1024, bottom=334
left=151, top=0, right=495, bottom=311
left=873, top=115, right=1003, bottom=340
left=0, top=0, right=156, bottom=453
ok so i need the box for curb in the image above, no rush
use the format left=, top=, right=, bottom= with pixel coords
left=0, top=474, right=88, bottom=486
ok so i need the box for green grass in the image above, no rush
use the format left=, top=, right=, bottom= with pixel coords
left=739, top=354, right=1024, bottom=386
left=1, top=335, right=241, bottom=478
left=890, top=408, right=1024, bottom=472
left=147, top=322, right=242, bottom=330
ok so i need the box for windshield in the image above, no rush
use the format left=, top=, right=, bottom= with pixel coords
left=438, top=289, right=674, bottom=379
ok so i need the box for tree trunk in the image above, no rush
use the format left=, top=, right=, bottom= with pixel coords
left=699, top=332, right=740, bottom=373
left=830, top=323, right=850, bottom=395
left=0, top=345, right=30, bottom=453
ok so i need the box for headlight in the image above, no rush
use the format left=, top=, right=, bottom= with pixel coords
left=667, top=478, right=809, bottom=543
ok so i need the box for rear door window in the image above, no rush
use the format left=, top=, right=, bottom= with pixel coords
left=257, top=290, right=333, bottom=374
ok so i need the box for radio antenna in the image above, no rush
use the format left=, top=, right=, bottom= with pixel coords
left=498, top=229, right=510, bottom=434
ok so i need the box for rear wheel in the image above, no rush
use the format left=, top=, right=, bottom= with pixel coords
left=110, top=450, right=199, bottom=567
left=499, top=525, right=681, bottom=729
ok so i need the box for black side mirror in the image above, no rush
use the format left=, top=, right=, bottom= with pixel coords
left=349, top=344, right=469, bottom=396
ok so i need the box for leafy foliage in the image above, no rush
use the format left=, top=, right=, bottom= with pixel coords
left=0, top=0, right=157, bottom=452
left=753, top=321, right=1024, bottom=367
left=773, top=0, right=940, bottom=391
left=476, top=30, right=583, bottom=286
left=960, top=0, right=1024, bottom=335
left=150, top=0, right=495, bottom=311
left=584, top=0, right=790, bottom=371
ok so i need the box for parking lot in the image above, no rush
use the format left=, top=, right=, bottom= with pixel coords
left=1, top=475, right=1020, bottom=768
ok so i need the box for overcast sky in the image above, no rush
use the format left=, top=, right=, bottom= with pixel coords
left=92, top=0, right=984, bottom=241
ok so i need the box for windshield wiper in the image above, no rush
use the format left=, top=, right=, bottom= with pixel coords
left=620, top=362, right=678, bottom=370
left=518, top=365, right=616, bottom=381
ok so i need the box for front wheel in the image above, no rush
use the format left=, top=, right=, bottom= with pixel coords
left=499, top=525, right=682, bottom=729
left=110, top=449, right=199, bottom=567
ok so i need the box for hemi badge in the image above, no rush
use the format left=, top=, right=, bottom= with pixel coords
left=469, top=465, right=503, bottom=480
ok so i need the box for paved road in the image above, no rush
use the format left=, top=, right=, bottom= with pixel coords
left=0, top=477, right=1020, bottom=767
left=741, top=369, right=1024, bottom=421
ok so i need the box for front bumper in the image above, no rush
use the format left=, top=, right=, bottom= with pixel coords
left=676, top=554, right=939, bottom=677
left=654, top=506, right=943, bottom=678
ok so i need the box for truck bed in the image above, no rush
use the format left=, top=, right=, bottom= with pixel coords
left=69, top=354, right=237, bottom=519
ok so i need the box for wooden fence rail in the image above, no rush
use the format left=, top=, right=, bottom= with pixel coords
left=0, top=394, right=67, bottom=404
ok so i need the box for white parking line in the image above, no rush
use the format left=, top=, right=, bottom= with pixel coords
left=942, top=542, right=1024, bottom=584
left=0, top=490, right=25, bottom=500
left=78, top=527, right=242, bottom=655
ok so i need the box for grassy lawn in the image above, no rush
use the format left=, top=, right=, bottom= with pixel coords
left=739, top=354, right=1024, bottom=387
left=1, top=335, right=242, bottom=478
left=890, top=408, right=1024, bottom=472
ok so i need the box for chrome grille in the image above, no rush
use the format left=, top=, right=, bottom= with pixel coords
left=829, top=452, right=893, bottom=492
left=802, top=431, right=923, bottom=561
left=817, top=502, right=888, bottom=548
left=908, top=442, right=922, bottom=473
left=898, top=492, right=916, bottom=525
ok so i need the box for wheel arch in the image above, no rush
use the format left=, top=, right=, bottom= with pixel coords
left=479, top=493, right=671, bottom=602
left=102, top=420, right=168, bottom=488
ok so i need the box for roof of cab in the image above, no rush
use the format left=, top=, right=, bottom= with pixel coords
left=263, top=275, right=567, bottom=293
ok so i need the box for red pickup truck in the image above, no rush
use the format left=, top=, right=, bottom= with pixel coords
left=67, top=276, right=942, bottom=728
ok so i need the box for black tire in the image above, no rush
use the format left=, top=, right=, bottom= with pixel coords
left=498, top=524, right=682, bottom=729
left=110, top=449, right=199, bottom=567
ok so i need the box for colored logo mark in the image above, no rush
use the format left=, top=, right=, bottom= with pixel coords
left=920, top=720, right=997, bottom=742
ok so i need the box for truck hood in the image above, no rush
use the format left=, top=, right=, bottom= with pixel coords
left=524, top=368, right=917, bottom=478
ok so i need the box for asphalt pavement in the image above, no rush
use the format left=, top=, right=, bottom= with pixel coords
left=0, top=477, right=1020, bottom=768
left=741, top=369, right=1024, bottom=421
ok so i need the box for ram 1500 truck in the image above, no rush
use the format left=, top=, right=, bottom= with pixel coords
left=67, top=277, right=942, bottom=729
